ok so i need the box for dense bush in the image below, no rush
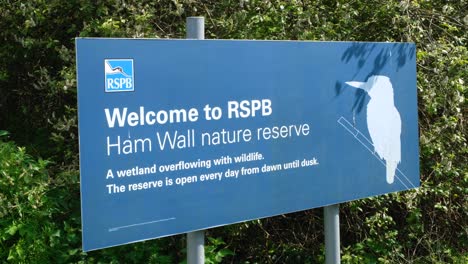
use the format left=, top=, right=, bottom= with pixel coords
left=0, top=0, right=466, bottom=263
left=0, top=133, right=82, bottom=262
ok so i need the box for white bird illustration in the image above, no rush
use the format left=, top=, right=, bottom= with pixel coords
left=345, top=75, right=401, bottom=184
left=105, top=61, right=131, bottom=77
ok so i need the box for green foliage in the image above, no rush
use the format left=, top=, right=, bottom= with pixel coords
left=0, top=138, right=51, bottom=262
left=205, top=237, right=234, bottom=264
left=0, top=0, right=466, bottom=262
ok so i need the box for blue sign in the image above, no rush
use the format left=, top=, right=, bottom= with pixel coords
left=76, top=39, right=419, bottom=251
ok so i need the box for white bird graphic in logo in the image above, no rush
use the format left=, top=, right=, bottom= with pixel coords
left=346, top=75, right=401, bottom=184
left=105, top=61, right=131, bottom=78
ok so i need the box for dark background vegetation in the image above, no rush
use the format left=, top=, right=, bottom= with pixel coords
left=0, top=0, right=466, bottom=263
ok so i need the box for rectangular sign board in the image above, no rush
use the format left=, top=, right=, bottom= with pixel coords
left=76, top=39, right=419, bottom=251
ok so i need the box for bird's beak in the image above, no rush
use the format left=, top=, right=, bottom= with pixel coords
left=345, top=81, right=366, bottom=90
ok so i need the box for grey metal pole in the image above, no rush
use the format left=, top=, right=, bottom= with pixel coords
left=187, top=230, right=205, bottom=264
left=324, top=204, right=340, bottom=264
left=186, top=16, right=205, bottom=264
left=186, top=17, right=205, bottom=39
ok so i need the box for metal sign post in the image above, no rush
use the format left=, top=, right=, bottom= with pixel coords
left=187, top=16, right=205, bottom=40
left=324, top=204, right=340, bottom=263
left=186, top=16, right=205, bottom=264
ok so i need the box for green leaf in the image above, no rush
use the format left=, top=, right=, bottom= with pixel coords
left=7, top=225, right=18, bottom=236
left=0, top=130, right=9, bottom=137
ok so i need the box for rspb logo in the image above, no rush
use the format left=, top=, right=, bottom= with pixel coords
left=104, top=59, right=134, bottom=92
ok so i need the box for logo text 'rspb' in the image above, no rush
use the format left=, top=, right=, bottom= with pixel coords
left=105, top=59, right=134, bottom=92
